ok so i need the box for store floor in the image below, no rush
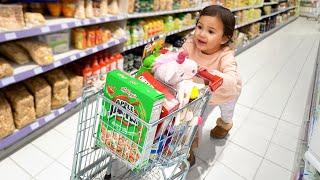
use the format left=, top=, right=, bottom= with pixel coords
left=0, top=18, right=319, bottom=180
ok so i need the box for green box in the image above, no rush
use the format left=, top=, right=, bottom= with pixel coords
left=97, top=70, right=164, bottom=168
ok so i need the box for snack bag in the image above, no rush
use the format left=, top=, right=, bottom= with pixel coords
left=97, top=70, right=164, bottom=169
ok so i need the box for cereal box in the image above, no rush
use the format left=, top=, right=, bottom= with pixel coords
left=97, top=70, right=164, bottom=168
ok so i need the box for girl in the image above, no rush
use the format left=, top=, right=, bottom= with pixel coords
left=183, top=5, right=242, bottom=166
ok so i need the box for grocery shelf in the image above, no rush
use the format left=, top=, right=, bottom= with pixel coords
left=263, top=1, right=279, bottom=5
left=0, top=97, right=82, bottom=150
left=235, top=6, right=296, bottom=29
left=0, top=15, right=126, bottom=43
left=235, top=16, right=298, bottom=55
left=127, top=7, right=200, bottom=19
left=305, top=150, right=320, bottom=174
left=231, top=4, right=264, bottom=12
left=123, top=25, right=195, bottom=52
left=0, top=37, right=126, bottom=88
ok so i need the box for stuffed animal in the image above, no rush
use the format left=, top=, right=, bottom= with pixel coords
left=153, top=51, right=205, bottom=125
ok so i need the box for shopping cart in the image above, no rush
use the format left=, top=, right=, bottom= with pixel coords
left=69, top=78, right=214, bottom=180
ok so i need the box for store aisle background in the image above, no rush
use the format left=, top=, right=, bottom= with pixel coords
left=0, top=17, right=319, bottom=180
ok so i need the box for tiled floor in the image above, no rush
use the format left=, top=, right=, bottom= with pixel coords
left=0, top=18, right=319, bottom=180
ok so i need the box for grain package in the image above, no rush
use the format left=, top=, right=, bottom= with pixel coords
left=0, top=4, right=25, bottom=31
left=44, top=69, right=69, bottom=109
left=24, top=12, right=46, bottom=28
left=0, top=42, right=30, bottom=65
left=3, top=84, right=36, bottom=129
left=63, top=69, right=83, bottom=101
left=0, top=92, right=15, bottom=139
left=16, top=40, right=54, bottom=65
left=24, top=77, right=52, bottom=118
left=0, top=57, right=13, bottom=78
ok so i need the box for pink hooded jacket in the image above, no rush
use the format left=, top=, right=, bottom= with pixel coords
left=182, top=37, right=242, bottom=106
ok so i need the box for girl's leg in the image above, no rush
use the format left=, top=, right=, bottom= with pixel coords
left=210, top=98, right=238, bottom=139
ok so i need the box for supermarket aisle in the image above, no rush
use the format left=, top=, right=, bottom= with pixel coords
left=188, top=18, right=320, bottom=180
left=0, top=17, right=319, bottom=180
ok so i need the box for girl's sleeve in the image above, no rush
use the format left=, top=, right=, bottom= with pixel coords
left=210, top=51, right=239, bottom=97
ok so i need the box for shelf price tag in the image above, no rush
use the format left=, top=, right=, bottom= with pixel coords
left=1, top=76, right=15, bottom=86
left=30, top=122, right=40, bottom=130
left=44, top=113, right=55, bottom=122
left=41, top=27, right=50, bottom=33
left=33, top=67, right=44, bottom=75
left=5, top=33, right=17, bottom=41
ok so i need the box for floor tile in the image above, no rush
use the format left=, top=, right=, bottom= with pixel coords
left=35, top=161, right=70, bottom=180
left=265, top=143, right=296, bottom=171
left=55, top=113, right=79, bottom=142
left=243, top=110, right=279, bottom=130
left=255, top=160, right=292, bottom=180
left=231, top=127, right=270, bottom=156
left=233, top=120, right=275, bottom=141
left=10, top=144, right=54, bottom=176
left=0, top=157, right=32, bottom=180
left=218, top=142, right=262, bottom=180
left=275, top=120, right=302, bottom=140
left=32, top=129, right=72, bottom=159
left=271, top=130, right=299, bottom=152
left=205, top=161, right=245, bottom=180
left=57, top=145, right=75, bottom=170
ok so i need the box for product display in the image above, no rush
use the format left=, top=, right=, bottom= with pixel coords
left=3, top=83, right=36, bottom=129
left=24, top=76, right=52, bottom=118
left=16, top=39, right=54, bottom=65
left=63, top=69, right=83, bottom=101
left=0, top=57, right=13, bottom=79
left=24, top=12, right=46, bottom=28
left=38, top=31, right=71, bottom=55
left=44, top=69, right=69, bottom=109
left=0, top=4, right=25, bottom=31
left=0, top=42, right=30, bottom=65
left=0, top=92, right=15, bottom=139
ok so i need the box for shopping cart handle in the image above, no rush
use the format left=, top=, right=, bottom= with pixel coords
left=196, top=69, right=223, bottom=92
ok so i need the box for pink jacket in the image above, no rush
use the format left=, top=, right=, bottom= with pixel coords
left=182, top=38, right=242, bottom=105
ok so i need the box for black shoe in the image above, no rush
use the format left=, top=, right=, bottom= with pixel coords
left=187, top=149, right=196, bottom=168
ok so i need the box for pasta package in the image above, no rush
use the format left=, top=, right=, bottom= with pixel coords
left=0, top=42, right=30, bottom=65
left=0, top=92, right=15, bottom=139
left=0, top=57, right=13, bottom=79
left=0, top=4, right=25, bottom=31
left=24, top=12, right=46, bottom=28
left=3, top=84, right=36, bottom=129
left=16, top=40, right=54, bottom=65
left=24, top=77, right=52, bottom=118
left=63, top=69, right=83, bottom=101
left=44, top=69, right=69, bottom=109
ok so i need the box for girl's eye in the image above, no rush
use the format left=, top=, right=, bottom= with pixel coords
left=197, top=25, right=202, bottom=29
left=209, top=30, right=214, bottom=34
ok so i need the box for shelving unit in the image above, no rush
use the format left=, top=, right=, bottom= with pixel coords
left=0, top=0, right=299, bottom=160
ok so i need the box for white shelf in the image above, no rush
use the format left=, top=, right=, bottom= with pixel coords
left=264, top=1, right=279, bottom=5
left=231, top=4, right=264, bottom=12
left=127, top=8, right=200, bottom=19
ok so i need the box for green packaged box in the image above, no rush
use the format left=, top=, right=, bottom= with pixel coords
left=97, top=70, right=164, bottom=168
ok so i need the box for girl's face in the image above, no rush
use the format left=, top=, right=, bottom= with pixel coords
left=194, top=15, right=228, bottom=54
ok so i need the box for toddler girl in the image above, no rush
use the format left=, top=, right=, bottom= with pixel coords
left=183, top=5, right=242, bottom=166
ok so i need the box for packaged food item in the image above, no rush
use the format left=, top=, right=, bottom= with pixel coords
left=38, top=31, right=70, bottom=54
left=128, top=0, right=135, bottom=13
left=0, top=57, right=13, bottom=79
left=0, top=4, right=25, bottom=31
left=87, top=28, right=96, bottom=47
left=74, top=0, right=86, bottom=19
left=102, top=27, right=112, bottom=42
left=95, top=27, right=103, bottom=45
left=24, top=12, right=46, bottom=28
left=62, top=0, right=76, bottom=17
left=82, top=63, right=93, bottom=86
left=137, top=72, right=179, bottom=140
left=0, top=92, right=15, bottom=139
left=85, top=0, right=94, bottom=18
left=47, top=2, right=62, bottom=17
left=108, top=0, right=120, bottom=15
left=72, top=28, right=87, bottom=49
left=115, top=53, right=124, bottom=70
left=16, top=40, right=54, bottom=65
left=3, top=84, right=36, bottom=129
left=91, top=56, right=101, bottom=82
left=24, top=76, right=51, bottom=118
left=100, top=0, right=108, bottom=16
left=63, top=69, right=83, bottom=101
left=93, top=0, right=101, bottom=17
left=44, top=69, right=69, bottom=109
left=0, top=42, right=30, bottom=65
left=98, top=70, right=164, bottom=167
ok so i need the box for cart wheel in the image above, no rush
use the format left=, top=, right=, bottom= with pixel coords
left=104, top=174, right=111, bottom=180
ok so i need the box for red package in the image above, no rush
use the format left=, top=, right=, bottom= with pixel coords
left=137, top=72, right=179, bottom=118
left=87, top=28, right=96, bottom=47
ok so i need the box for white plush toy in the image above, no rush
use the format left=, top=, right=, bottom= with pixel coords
left=153, top=51, right=205, bottom=125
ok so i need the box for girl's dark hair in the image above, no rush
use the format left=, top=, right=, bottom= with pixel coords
left=198, top=5, right=235, bottom=46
